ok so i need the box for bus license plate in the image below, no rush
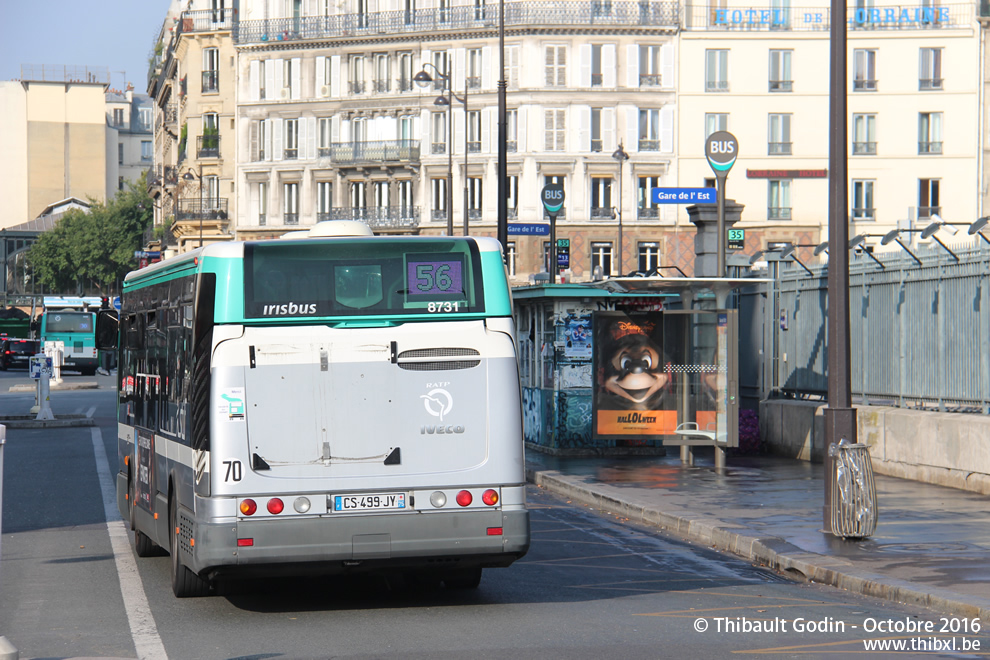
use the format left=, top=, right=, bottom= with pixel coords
left=333, top=493, right=406, bottom=512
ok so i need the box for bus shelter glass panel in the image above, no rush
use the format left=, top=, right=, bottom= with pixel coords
left=592, top=310, right=736, bottom=446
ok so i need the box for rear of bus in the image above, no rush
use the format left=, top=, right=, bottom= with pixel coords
left=185, top=235, right=528, bottom=588
left=40, top=310, right=98, bottom=375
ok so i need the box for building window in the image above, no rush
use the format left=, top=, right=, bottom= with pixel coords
left=507, top=175, right=519, bottom=218
left=432, top=51, right=449, bottom=90
left=118, top=143, right=124, bottom=165
left=639, top=44, right=662, bottom=87
left=467, top=111, right=481, bottom=152
left=506, top=242, right=517, bottom=277
left=317, top=181, right=332, bottom=221
left=282, top=58, right=295, bottom=98
left=705, top=49, right=728, bottom=92
left=506, top=45, right=520, bottom=90
left=769, top=50, right=792, bottom=92
left=284, top=119, right=299, bottom=159
left=432, top=177, right=447, bottom=220
left=591, top=108, right=603, bottom=152
left=200, top=113, right=219, bottom=158
left=467, top=48, right=482, bottom=89
left=545, top=109, right=566, bottom=151
left=591, top=44, right=604, bottom=87
left=258, top=59, right=269, bottom=100
left=919, top=178, right=940, bottom=218
left=639, top=108, right=660, bottom=151
left=397, top=52, right=413, bottom=91
left=141, top=141, right=152, bottom=161
left=318, top=117, right=332, bottom=157
left=919, top=47, right=942, bottom=90
left=432, top=112, right=447, bottom=154
left=349, top=56, right=365, bottom=94
left=705, top=113, right=727, bottom=138
left=591, top=242, right=614, bottom=277
left=852, top=180, right=875, bottom=220
left=373, top=53, right=391, bottom=93
left=590, top=177, right=613, bottom=218
left=374, top=181, right=389, bottom=210
left=352, top=181, right=368, bottom=210
left=506, top=109, right=518, bottom=152
left=638, top=242, right=661, bottom=273
left=258, top=120, right=268, bottom=160
left=112, top=108, right=125, bottom=127
left=768, top=113, right=792, bottom=155
left=202, top=47, right=219, bottom=93
left=468, top=177, right=482, bottom=218
left=638, top=176, right=661, bottom=220
left=918, top=112, right=942, bottom=154
left=545, top=45, right=566, bottom=87
left=284, top=182, right=299, bottom=225
left=768, top=180, right=791, bottom=220
left=853, top=49, right=877, bottom=91
left=258, top=182, right=267, bottom=226
left=396, top=179, right=413, bottom=214
left=139, top=108, right=152, bottom=130
left=852, top=114, right=876, bottom=155
left=118, top=176, right=124, bottom=191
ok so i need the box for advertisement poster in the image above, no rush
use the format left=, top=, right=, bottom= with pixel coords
left=135, top=428, right=155, bottom=513
left=592, top=312, right=677, bottom=439
left=561, top=313, right=592, bottom=359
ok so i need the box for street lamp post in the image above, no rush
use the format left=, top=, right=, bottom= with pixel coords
left=415, top=63, right=469, bottom=237
left=182, top=164, right=204, bottom=249
left=611, top=143, right=629, bottom=276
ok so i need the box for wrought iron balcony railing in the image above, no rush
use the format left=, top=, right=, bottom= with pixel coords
left=176, top=198, right=229, bottom=221
left=179, top=9, right=234, bottom=32
left=431, top=142, right=447, bottom=155
left=197, top=135, right=220, bottom=158
left=506, top=140, right=517, bottom=152
left=852, top=207, right=876, bottom=220
left=234, top=2, right=680, bottom=44
left=591, top=139, right=603, bottom=152
left=328, top=207, right=421, bottom=230
left=468, top=141, right=481, bottom=153
left=590, top=207, right=615, bottom=220
left=202, top=70, right=219, bottom=93
left=591, top=73, right=603, bottom=86
left=349, top=81, right=366, bottom=94
left=919, top=78, right=943, bottom=90
left=639, top=73, right=662, bottom=86
left=319, top=140, right=421, bottom=165
left=466, top=76, right=481, bottom=89
left=853, top=79, right=878, bottom=91
left=919, top=141, right=943, bottom=154
left=768, top=141, right=792, bottom=155
left=285, top=213, right=300, bottom=225
left=705, top=80, right=729, bottom=92
left=769, top=80, right=793, bottom=92
left=918, top=206, right=941, bottom=218
left=373, top=79, right=391, bottom=92
left=638, top=207, right=660, bottom=220
left=432, top=209, right=449, bottom=221
left=397, top=77, right=414, bottom=92
left=853, top=141, right=877, bottom=155
left=639, top=139, right=660, bottom=151
left=768, top=206, right=792, bottom=220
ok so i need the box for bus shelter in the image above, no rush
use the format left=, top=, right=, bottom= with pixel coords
left=513, top=278, right=766, bottom=466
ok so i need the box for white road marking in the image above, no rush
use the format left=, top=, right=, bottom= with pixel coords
left=86, top=405, right=97, bottom=418
left=91, top=427, right=168, bottom=660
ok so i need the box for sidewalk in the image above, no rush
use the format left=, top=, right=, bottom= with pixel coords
left=526, top=448, right=990, bottom=622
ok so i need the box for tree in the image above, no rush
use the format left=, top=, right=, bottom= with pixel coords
left=28, top=172, right=154, bottom=296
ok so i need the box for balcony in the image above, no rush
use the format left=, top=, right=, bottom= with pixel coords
left=639, top=139, right=660, bottom=151
left=590, top=207, right=614, bottom=220
left=466, top=76, right=481, bottom=90
left=179, top=9, right=234, bottom=32
left=768, top=207, right=792, bottom=220
left=233, top=2, right=680, bottom=44
left=852, top=141, right=876, bottom=155
left=373, top=79, right=391, bottom=93
left=349, top=81, right=366, bottom=94
left=920, top=78, right=943, bottom=91
left=768, top=142, right=792, bottom=155
left=705, top=80, right=729, bottom=92
left=639, top=73, right=662, bottom=87
left=328, top=207, right=421, bottom=230
left=284, top=147, right=299, bottom=159
left=506, top=140, right=517, bottom=152
left=852, top=207, right=875, bottom=221
left=432, top=142, right=447, bottom=155
left=202, top=70, right=219, bottom=93
left=638, top=207, right=660, bottom=220
left=397, top=77, right=414, bottom=92
left=320, top=140, right=420, bottom=165
left=285, top=213, right=300, bottom=225
left=918, top=206, right=941, bottom=219
left=591, top=139, right=603, bottom=153
left=163, top=104, right=178, bottom=128
left=176, top=198, right=229, bottom=221
left=591, top=73, right=603, bottom=87
left=919, top=141, right=942, bottom=155
left=769, top=80, right=793, bottom=92
left=468, top=141, right=481, bottom=153
left=197, top=134, right=220, bottom=159
left=853, top=79, right=878, bottom=91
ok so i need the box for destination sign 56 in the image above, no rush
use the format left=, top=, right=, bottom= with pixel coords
left=652, top=187, right=717, bottom=204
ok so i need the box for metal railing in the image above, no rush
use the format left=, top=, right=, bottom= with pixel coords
left=639, top=73, right=663, bottom=86
left=328, top=207, right=421, bottom=230
left=852, top=141, right=876, bottom=155
left=202, top=70, right=219, bottom=93
left=768, top=141, right=792, bottom=155
left=769, top=80, right=793, bottom=91
left=285, top=213, right=299, bottom=225
left=773, top=241, right=990, bottom=412
left=919, top=78, right=943, bottom=90
left=176, top=198, right=229, bottom=220
left=178, top=9, right=235, bottom=32
left=853, top=79, right=878, bottom=91
left=638, top=207, right=660, bottom=220
left=20, top=64, right=109, bottom=84
left=639, top=139, right=660, bottom=151
left=319, top=140, right=420, bottom=164
left=767, top=206, right=791, bottom=220
left=197, top=135, right=220, bottom=158
left=919, top=141, right=943, bottom=154
left=234, top=1, right=680, bottom=44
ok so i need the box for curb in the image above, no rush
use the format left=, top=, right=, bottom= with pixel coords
left=8, top=382, right=100, bottom=393
left=0, top=415, right=96, bottom=429
left=527, top=467, right=990, bottom=623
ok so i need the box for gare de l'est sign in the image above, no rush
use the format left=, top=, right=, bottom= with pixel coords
left=713, top=4, right=952, bottom=27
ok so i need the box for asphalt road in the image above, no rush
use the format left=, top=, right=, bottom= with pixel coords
left=0, top=374, right=970, bottom=659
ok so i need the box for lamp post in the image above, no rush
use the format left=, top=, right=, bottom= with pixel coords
left=415, top=63, right=469, bottom=237
left=611, top=143, right=629, bottom=276
left=496, top=0, right=508, bottom=254
left=182, top=164, right=204, bottom=249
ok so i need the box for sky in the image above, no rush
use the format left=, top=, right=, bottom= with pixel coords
left=0, top=0, right=174, bottom=92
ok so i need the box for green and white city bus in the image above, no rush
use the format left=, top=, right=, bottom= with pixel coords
left=97, top=223, right=530, bottom=597
left=40, top=297, right=100, bottom=375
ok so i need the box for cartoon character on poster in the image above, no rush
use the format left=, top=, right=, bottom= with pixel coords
left=593, top=312, right=676, bottom=438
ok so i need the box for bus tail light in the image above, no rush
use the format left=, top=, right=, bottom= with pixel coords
left=487, top=527, right=503, bottom=536
left=239, top=499, right=257, bottom=516
left=455, top=490, right=473, bottom=507
left=482, top=489, right=499, bottom=506
left=237, top=538, right=254, bottom=547
left=267, top=498, right=284, bottom=514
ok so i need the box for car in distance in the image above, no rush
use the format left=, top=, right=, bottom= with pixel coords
left=0, top=338, right=40, bottom=370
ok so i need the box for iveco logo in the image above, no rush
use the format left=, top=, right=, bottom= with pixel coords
left=421, top=388, right=453, bottom=421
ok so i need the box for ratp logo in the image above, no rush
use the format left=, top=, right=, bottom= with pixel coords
left=421, top=388, right=453, bottom=422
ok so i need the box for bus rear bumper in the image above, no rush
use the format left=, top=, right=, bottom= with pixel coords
left=190, top=508, right=530, bottom=580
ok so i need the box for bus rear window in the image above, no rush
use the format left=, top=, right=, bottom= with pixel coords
left=244, top=239, right=485, bottom=319
left=44, top=312, right=93, bottom=333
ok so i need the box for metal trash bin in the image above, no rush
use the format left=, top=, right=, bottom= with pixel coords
left=829, top=439, right=877, bottom=538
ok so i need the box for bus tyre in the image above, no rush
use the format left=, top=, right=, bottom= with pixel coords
left=443, top=567, right=483, bottom=590
left=169, top=497, right=210, bottom=598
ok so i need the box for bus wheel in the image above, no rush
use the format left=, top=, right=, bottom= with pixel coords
left=443, top=567, right=483, bottom=590
left=169, top=496, right=211, bottom=598
left=130, top=479, right=162, bottom=557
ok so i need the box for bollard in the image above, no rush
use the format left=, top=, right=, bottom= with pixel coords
left=0, top=636, right=18, bottom=660
left=36, top=372, right=54, bottom=421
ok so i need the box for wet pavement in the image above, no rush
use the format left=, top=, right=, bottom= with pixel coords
left=526, top=447, right=990, bottom=622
